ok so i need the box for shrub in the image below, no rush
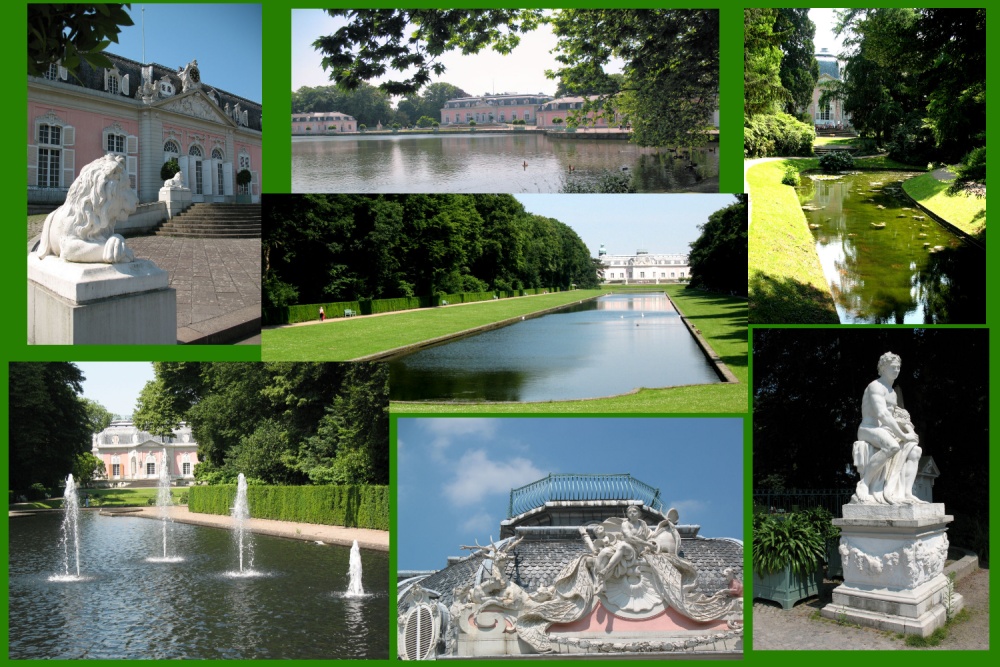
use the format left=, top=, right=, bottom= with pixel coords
left=819, top=151, right=855, bottom=172
left=744, top=112, right=815, bottom=158
left=468, top=119, right=476, bottom=127
left=752, top=511, right=827, bottom=576
left=954, top=146, right=986, bottom=184
left=236, top=169, right=252, bottom=186
left=189, top=485, right=389, bottom=530
left=391, top=122, right=401, bottom=130
left=781, top=167, right=801, bottom=186
left=28, top=483, right=48, bottom=501
left=887, top=112, right=936, bottom=166
left=416, top=115, right=436, bottom=128
left=159, top=158, right=180, bottom=181
left=359, top=123, right=367, bottom=131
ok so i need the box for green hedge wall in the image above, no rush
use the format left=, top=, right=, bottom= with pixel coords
left=188, top=485, right=389, bottom=530
left=265, top=288, right=564, bottom=325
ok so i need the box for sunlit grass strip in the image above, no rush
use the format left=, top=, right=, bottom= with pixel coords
left=902, top=171, right=986, bottom=237
left=391, top=285, right=747, bottom=414
left=747, top=159, right=839, bottom=324
left=261, top=290, right=607, bottom=361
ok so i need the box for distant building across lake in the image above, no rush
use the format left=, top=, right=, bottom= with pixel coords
left=440, top=93, right=553, bottom=125
left=599, top=246, right=690, bottom=283
left=292, top=111, right=357, bottom=134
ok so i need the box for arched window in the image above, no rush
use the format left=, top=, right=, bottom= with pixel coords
left=188, top=145, right=202, bottom=157
left=212, top=148, right=225, bottom=194
left=37, top=123, right=62, bottom=188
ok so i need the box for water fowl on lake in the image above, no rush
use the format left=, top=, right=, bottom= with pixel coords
left=798, top=171, right=984, bottom=324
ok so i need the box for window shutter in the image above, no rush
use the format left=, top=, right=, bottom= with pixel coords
left=127, top=156, right=138, bottom=190
left=250, top=170, right=259, bottom=195
left=58, top=65, right=68, bottom=80
left=222, top=162, right=233, bottom=195
left=27, top=145, right=38, bottom=186
left=62, top=125, right=75, bottom=146
left=177, top=155, right=190, bottom=188
left=127, top=135, right=138, bottom=154
left=103, top=68, right=109, bottom=91
left=202, top=159, right=214, bottom=195
left=121, top=73, right=130, bottom=96
left=62, top=149, right=75, bottom=188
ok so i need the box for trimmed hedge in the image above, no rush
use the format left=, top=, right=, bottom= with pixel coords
left=265, top=288, right=564, bottom=325
left=189, top=484, right=389, bottom=530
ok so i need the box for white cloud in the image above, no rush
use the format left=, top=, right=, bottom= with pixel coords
left=667, top=499, right=710, bottom=523
left=443, top=449, right=544, bottom=505
left=460, top=512, right=496, bottom=536
left=422, top=418, right=500, bottom=457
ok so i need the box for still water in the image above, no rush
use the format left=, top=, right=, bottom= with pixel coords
left=8, top=512, right=389, bottom=659
left=800, top=171, right=985, bottom=323
left=292, top=133, right=719, bottom=193
left=388, top=293, right=721, bottom=402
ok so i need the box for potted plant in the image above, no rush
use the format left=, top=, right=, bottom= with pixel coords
left=235, top=169, right=253, bottom=203
left=469, top=119, right=477, bottom=131
left=752, top=510, right=828, bottom=609
left=432, top=121, right=440, bottom=132
left=513, top=119, right=526, bottom=131
left=391, top=122, right=401, bottom=133
left=552, top=117, right=563, bottom=130
left=359, top=123, right=367, bottom=133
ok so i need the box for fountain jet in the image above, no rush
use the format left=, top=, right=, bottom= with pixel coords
left=146, top=448, right=183, bottom=563
left=346, top=540, right=364, bottom=597
left=232, top=473, right=255, bottom=573
left=53, top=473, right=81, bottom=581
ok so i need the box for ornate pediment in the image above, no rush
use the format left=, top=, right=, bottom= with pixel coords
left=155, top=90, right=234, bottom=127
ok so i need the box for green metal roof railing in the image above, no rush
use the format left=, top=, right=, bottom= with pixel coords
left=508, top=473, right=665, bottom=517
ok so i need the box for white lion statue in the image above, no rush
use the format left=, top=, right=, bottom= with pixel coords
left=35, top=154, right=138, bottom=263
left=164, top=171, right=184, bottom=189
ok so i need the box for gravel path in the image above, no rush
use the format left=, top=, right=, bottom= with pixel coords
left=752, top=568, right=989, bottom=650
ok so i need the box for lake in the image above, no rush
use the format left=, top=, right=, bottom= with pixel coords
left=8, top=512, right=389, bottom=659
left=388, top=292, right=722, bottom=402
left=799, top=171, right=985, bottom=323
left=292, top=133, right=719, bottom=193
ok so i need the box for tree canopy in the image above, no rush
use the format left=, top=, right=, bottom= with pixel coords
left=775, top=9, right=819, bottom=117
left=396, top=82, right=469, bottom=126
left=292, top=82, right=398, bottom=128
left=132, top=362, right=388, bottom=486
left=687, top=195, right=748, bottom=296
left=28, top=4, right=134, bottom=77
left=263, top=194, right=600, bottom=309
left=8, top=363, right=93, bottom=490
left=314, top=9, right=718, bottom=148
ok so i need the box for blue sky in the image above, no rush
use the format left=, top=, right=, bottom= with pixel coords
left=396, top=418, right=744, bottom=571
left=108, top=4, right=262, bottom=102
left=75, top=362, right=155, bottom=418
left=515, top=194, right=738, bottom=257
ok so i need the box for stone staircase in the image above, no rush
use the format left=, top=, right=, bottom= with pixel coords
left=156, top=203, right=260, bottom=238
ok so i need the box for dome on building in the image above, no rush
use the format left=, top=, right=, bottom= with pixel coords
left=397, top=474, right=743, bottom=659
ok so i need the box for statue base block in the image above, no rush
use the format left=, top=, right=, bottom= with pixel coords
left=159, top=185, right=192, bottom=218
left=821, top=504, right=960, bottom=637
left=28, top=255, right=176, bottom=345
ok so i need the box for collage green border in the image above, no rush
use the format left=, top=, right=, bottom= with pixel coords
left=5, top=0, right=993, bottom=662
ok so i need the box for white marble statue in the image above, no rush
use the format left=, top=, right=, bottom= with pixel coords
left=164, top=171, right=184, bottom=189
left=35, top=154, right=137, bottom=263
left=851, top=352, right=926, bottom=505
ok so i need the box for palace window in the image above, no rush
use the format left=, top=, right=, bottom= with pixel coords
left=818, top=102, right=832, bottom=121
left=106, top=132, right=126, bottom=154
left=213, top=148, right=225, bottom=194
left=44, top=63, right=59, bottom=80
left=146, top=462, right=156, bottom=475
left=37, top=124, right=62, bottom=188
left=112, top=463, right=121, bottom=477
left=183, top=462, right=191, bottom=475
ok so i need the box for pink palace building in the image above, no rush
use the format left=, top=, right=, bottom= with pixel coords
left=91, top=420, right=199, bottom=486
left=28, top=54, right=262, bottom=206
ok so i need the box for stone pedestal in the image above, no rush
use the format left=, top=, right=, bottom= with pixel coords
left=821, top=503, right=962, bottom=636
left=28, top=255, right=176, bottom=345
left=159, top=185, right=192, bottom=218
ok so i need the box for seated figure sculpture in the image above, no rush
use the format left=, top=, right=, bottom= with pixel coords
left=35, top=154, right=137, bottom=263
left=852, top=352, right=925, bottom=505
left=164, top=171, right=185, bottom=189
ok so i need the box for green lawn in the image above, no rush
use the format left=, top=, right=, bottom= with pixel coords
left=262, top=290, right=609, bottom=360
left=813, top=137, right=856, bottom=146
left=747, top=159, right=840, bottom=324
left=901, top=170, right=986, bottom=237
left=392, top=285, right=747, bottom=414
left=10, top=487, right=188, bottom=510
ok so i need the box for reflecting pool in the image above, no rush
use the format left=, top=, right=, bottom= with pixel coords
left=292, top=133, right=719, bottom=193
left=388, top=292, right=722, bottom=402
left=799, top=171, right=985, bottom=323
left=8, top=512, right=389, bottom=659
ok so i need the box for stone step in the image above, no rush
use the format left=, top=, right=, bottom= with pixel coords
left=156, top=203, right=261, bottom=238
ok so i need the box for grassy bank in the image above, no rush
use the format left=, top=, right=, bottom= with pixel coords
left=902, top=170, right=986, bottom=237
left=392, top=285, right=747, bottom=414
left=747, top=159, right=839, bottom=324
left=262, top=290, right=606, bottom=361
left=10, top=487, right=188, bottom=510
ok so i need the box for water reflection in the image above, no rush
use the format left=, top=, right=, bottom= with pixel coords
left=8, top=512, right=388, bottom=659
left=292, top=133, right=719, bottom=193
left=389, top=293, right=721, bottom=402
left=800, top=171, right=985, bottom=323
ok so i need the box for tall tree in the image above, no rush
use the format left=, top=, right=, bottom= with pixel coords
left=743, top=8, right=786, bottom=118
left=8, top=363, right=92, bottom=489
left=292, top=83, right=395, bottom=127
left=775, top=9, right=819, bottom=117
left=80, top=397, right=114, bottom=434
left=549, top=9, right=719, bottom=147
left=687, top=195, right=748, bottom=296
